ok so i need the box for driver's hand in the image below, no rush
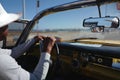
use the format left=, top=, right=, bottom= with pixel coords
left=34, top=35, right=45, bottom=43
left=42, top=36, right=56, bottom=54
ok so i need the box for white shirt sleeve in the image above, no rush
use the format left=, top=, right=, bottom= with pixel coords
left=31, top=52, right=51, bottom=80
left=0, top=52, right=51, bottom=80
left=11, top=38, right=36, bottom=58
left=0, top=53, right=30, bottom=80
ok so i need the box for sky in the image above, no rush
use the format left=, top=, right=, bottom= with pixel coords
left=1, top=0, right=79, bottom=20
left=0, top=0, right=120, bottom=30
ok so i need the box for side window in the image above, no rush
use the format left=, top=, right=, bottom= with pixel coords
left=7, top=22, right=26, bottom=46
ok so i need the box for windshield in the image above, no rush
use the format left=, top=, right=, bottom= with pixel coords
left=4, top=1, right=120, bottom=46
left=28, top=1, right=120, bottom=41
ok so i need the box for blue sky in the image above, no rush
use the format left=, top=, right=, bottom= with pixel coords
left=1, top=0, right=77, bottom=20
left=0, top=0, right=119, bottom=30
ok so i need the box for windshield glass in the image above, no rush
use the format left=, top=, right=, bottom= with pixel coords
left=29, top=1, right=120, bottom=41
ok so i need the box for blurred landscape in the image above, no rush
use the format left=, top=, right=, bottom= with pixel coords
left=7, top=29, right=120, bottom=46
left=30, top=29, right=120, bottom=40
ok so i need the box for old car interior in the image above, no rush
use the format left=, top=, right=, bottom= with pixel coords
left=4, top=0, right=120, bottom=80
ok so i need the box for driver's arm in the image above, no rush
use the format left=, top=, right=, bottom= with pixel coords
left=31, top=37, right=56, bottom=80
left=11, top=36, right=42, bottom=58
left=0, top=36, right=56, bottom=80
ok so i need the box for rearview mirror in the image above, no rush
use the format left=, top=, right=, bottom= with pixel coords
left=83, top=16, right=119, bottom=29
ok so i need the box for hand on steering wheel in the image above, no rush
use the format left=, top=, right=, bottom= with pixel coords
left=34, top=35, right=60, bottom=54
left=42, top=36, right=56, bottom=54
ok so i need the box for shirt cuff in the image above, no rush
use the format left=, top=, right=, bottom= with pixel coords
left=41, top=52, right=51, bottom=61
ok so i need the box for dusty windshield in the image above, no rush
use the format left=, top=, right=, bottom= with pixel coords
left=30, top=1, right=120, bottom=41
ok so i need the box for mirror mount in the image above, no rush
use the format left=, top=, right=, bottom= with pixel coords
left=96, top=0, right=102, bottom=17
